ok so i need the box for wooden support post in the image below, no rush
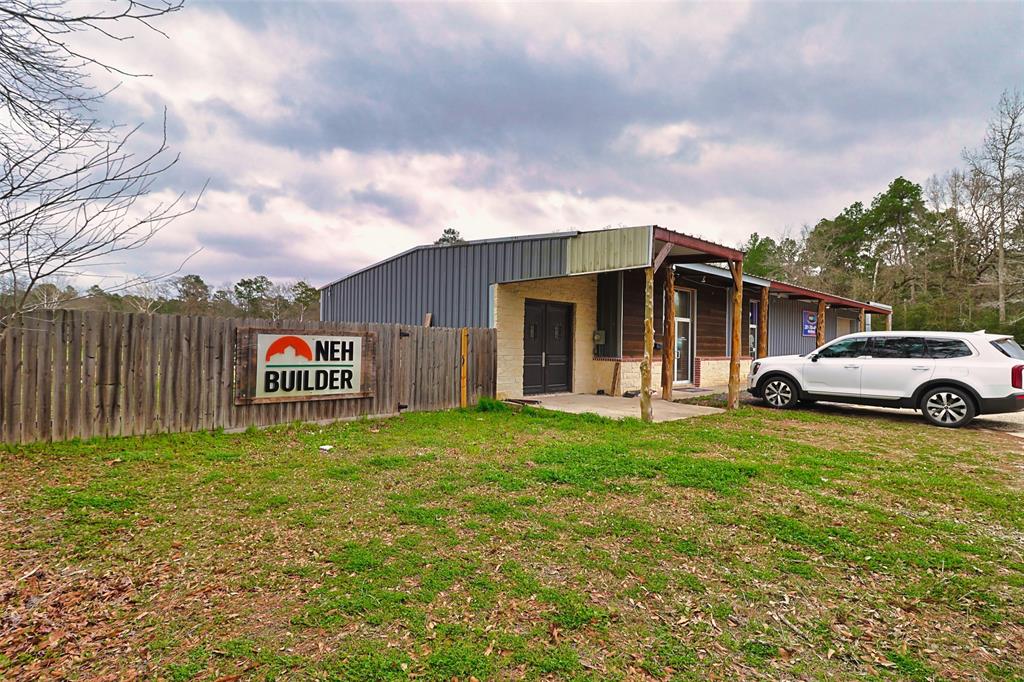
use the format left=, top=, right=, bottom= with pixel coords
left=652, top=242, right=674, bottom=272
left=858, top=308, right=866, bottom=332
left=459, top=327, right=468, bottom=408
left=757, top=286, right=769, bottom=359
left=816, top=299, right=827, bottom=348
left=885, top=313, right=892, bottom=331
left=661, top=266, right=675, bottom=401
left=640, top=266, right=654, bottom=422
left=727, top=260, right=743, bottom=410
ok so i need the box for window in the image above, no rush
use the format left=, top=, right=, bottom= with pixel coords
left=868, top=336, right=928, bottom=359
left=992, top=338, right=1024, bottom=360
left=816, top=337, right=867, bottom=359
left=926, top=338, right=973, bottom=359
left=748, top=300, right=759, bottom=359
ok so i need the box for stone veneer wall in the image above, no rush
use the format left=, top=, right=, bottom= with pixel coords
left=494, top=274, right=599, bottom=399
left=695, top=357, right=752, bottom=388
left=595, top=357, right=749, bottom=393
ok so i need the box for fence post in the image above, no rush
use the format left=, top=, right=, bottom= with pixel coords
left=460, top=327, right=469, bottom=408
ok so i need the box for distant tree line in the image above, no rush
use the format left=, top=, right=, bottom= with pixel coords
left=2, top=274, right=321, bottom=321
left=1, top=0, right=196, bottom=326
left=742, top=90, right=1024, bottom=337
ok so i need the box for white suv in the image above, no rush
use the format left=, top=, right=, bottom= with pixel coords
left=749, top=331, right=1024, bottom=427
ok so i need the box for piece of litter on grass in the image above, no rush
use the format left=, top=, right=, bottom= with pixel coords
left=318, top=445, right=334, bottom=453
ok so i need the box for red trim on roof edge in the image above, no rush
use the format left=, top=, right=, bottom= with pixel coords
left=768, top=280, right=889, bottom=314
left=652, top=226, right=744, bottom=262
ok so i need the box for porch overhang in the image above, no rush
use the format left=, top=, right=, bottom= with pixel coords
left=768, top=280, right=890, bottom=315
left=652, top=226, right=744, bottom=265
left=677, top=262, right=772, bottom=289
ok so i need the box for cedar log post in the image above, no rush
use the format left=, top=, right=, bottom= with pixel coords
left=859, top=308, right=866, bottom=332
left=885, top=313, right=892, bottom=331
left=661, top=266, right=675, bottom=401
left=640, top=266, right=655, bottom=422
left=816, top=299, right=827, bottom=348
left=727, top=260, right=743, bottom=410
left=757, top=286, right=769, bottom=358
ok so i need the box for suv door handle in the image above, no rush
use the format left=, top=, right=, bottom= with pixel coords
left=911, top=366, right=930, bottom=371
left=843, top=364, right=860, bottom=369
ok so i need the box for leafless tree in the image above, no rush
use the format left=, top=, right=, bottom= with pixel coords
left=0, top=0, right=197, bottom=324
left=964, top=89, right=1024, bottom=323
left=122, top=278, right=170, bottom=313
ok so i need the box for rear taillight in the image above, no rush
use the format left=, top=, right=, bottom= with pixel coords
left=1012, top=365, right=1024, bottom=389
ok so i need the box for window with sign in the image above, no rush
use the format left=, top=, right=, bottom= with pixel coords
left=748, top=300, right=759, bottom=358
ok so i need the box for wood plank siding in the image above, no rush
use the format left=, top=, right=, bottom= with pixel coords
left=619, top=269, right=765, bottom=359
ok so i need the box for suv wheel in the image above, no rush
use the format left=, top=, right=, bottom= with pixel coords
left=761, top=376, right=799, bottom=409
left=921, top=387, right=976, bottom=428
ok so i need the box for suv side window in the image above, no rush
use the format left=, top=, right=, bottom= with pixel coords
left=817, top=338, right=867, bottom=359
left=868, top=336, right=928, bottom=359
left=926, top=338, right=973, bottom=359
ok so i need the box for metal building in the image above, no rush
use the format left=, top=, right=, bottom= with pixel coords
left=320, top=225, right=891, bottom=399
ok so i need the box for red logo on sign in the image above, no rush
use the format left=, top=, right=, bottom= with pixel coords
left=265, top=335, right=313, bottom=362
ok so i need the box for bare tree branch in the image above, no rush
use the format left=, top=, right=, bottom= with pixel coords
left=0, top=0, right=195, bottom=325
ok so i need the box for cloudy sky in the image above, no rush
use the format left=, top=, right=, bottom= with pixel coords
left=85, top=1, right=1023, bottom=288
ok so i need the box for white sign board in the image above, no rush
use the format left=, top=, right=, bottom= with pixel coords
left=255, top=333, right=363, bottom=399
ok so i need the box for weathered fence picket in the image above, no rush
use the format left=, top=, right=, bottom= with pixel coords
left=0, top=310, right=497, bottom=444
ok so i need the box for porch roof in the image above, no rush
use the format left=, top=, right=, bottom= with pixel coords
left=768, top=280, right=891, bottom=314
left=651, top=225, right=745, bottom=265
left=676, top=262, right=890, bottom=315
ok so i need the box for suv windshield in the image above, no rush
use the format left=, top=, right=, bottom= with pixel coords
left=992, top=338, right=1024, bottom=360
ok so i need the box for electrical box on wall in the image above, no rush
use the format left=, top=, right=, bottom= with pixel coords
left=593, top=329, right=606, bottom=345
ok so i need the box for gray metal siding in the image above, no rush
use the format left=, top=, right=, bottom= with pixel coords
left=320, top=236, right=569, bottom=327
left=767, top=297, right=860, bottom=356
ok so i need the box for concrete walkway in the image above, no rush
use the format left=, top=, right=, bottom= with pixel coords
left=528, top=393, right=723, bottom=422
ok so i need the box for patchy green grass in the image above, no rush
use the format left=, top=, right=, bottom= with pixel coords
left=1, top=403, right=1022, bottom=680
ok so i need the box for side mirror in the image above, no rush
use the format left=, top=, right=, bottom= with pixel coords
left=809, top=353, right=819, bottom=362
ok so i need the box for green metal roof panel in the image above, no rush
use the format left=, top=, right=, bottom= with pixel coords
left=566, top=225, right=651, bottom=274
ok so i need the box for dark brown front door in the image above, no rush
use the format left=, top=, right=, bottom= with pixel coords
left=523, top=300, right=573, bottom=395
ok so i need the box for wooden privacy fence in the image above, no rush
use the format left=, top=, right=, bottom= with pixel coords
left=0, top=310, right=497, bottom=444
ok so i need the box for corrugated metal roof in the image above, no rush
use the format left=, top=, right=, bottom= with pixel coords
left=566, top=225, right=651, bottom=274
left=318, top=230, right=579, bottom=290
left=319, top=232, right=571, bottom=327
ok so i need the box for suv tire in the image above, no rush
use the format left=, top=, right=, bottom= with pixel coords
left=760, top=376, right=799, bottom=410
left=920, top=386, right=976, bottom=428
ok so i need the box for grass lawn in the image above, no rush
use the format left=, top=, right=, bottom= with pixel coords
left=1, top=401, right=1023, bottom=681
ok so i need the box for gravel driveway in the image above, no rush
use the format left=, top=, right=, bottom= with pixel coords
left=798, top=400, right=1024, bottom=438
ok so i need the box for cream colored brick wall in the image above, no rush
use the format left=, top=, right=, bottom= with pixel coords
left=493, top=274, right=750, bottom=397
left=614, top=360, right=663, bottom=395
left=698, top=358, right=751, bottom=388
left=494, top=275, right=600, bottom=399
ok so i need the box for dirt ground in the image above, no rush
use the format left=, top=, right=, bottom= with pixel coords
left=804, top=401, right=1024, bottom=440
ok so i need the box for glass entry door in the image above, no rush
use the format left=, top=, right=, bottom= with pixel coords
left=673, top=289, right=694, bottom=384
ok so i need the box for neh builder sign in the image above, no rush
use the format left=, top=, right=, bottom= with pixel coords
left=257, top=334, right=362, bottom=398
left=801, top=310, right=818, bottom=337
left=235, top=328, right=376, bottom=404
